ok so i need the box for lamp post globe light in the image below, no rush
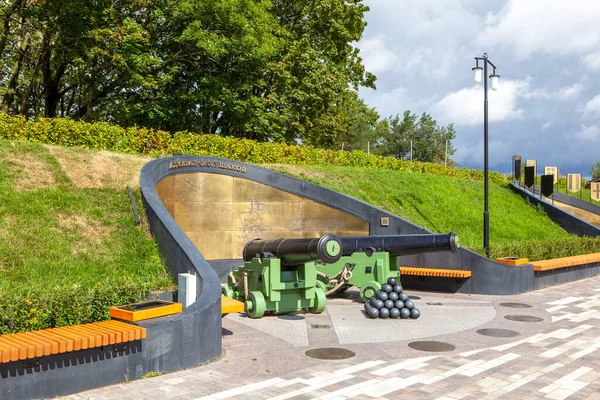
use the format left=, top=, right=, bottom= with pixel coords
left=472, top=53, right=499, bottom=258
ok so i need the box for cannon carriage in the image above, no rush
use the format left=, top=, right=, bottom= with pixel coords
left=223, top=232, right=459, bottom=318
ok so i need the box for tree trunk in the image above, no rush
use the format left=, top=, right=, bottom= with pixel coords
left=1, top=18, right=29, bottom=114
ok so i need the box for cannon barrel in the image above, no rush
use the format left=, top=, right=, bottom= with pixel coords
left=243, top=234, right=343, bottom=265
left=339, top=232, right=459, bottom=257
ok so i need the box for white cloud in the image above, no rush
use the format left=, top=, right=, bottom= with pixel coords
left=429, top=79, right=528, bottom=127
left=359, top=35, right=397, bottom=74
left=575, top=124, right=600, bottom=141
left=359, top=86, right=408, bottom=119
left=541, top=121, right=553, bottom=132
left=582, top=52, right=600, bottom=71
left=582, top=95, right=600, bottom=116
left=523, top=83, right=583, bottom=100
left=481, top=1, right=600, bottom=58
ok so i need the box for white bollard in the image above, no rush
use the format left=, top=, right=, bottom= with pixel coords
left=178, top=273, right=197, bottom=308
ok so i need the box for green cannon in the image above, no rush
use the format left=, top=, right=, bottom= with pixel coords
left=223, top=234, right=342, bottom=318
left=315, top=232, right=459, bottom=302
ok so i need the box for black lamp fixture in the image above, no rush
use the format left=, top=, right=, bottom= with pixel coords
left=472, top=53, right=499, bottom=258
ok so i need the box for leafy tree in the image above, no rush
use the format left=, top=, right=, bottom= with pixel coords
left=379, top=110, right=456, bottom=165
left=591, top=160, right=600, bottom=180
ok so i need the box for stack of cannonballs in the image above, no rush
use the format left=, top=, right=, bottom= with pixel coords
left=364, top=277, right=420, bottom=319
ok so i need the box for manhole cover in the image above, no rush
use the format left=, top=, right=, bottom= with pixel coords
left=476, top=328, right=520, bottom=338
left=305, top=348, right=356, bottom=360
left=408, top=341, right=455, bottom=352
left=277, top=315, right=305, bottom=320
left=409, top=296, right=421, bottom=300
left=311, top=324, right=330, bottom=329
left=500, top=302, right=533, bottom=309
left=504, top=315, right=543, bottom=322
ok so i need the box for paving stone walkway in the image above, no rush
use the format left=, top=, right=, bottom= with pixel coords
left=61, top=275, right=600, bottom=400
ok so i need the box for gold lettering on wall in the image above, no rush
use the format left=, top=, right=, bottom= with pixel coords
left=169, top=159, right=246, bottom=173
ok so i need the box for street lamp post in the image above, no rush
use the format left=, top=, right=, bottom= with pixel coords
left=472, top=53, right=499, bottom=259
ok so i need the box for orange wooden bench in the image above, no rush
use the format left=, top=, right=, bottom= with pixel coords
left=0, top=320, right=146, bottom=364
left=400, top=267, right=472, bottom=278
left=531, top=252, right=600, bottom=272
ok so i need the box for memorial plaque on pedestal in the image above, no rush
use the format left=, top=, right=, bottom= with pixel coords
left=525, top=159, right=536, bottom=177
left=592, top=182, right=600, bottom=202
left=541, top=174, right=554, bottom=197
left=544, top=166, right=558, bottom=184
left=513, top=155, right=521, bottom=181
left=567, top=174, right=581, bottom=192
left=524, top=166, right=535, bottom=188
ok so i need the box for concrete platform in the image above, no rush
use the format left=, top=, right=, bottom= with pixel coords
left=226, top=288, right=497, bottom=347
left=60, top=278, right=600, bottom=399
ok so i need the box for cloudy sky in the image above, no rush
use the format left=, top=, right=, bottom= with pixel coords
left=356, top=0, right=600, bottom=178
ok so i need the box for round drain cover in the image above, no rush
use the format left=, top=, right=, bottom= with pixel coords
left=408, top=341, right=455, bottom=352
left=500, top=302, right=532, bottom=309
left=305, top=348, right=356, bottom=360
left=477, top=328, right=520, bottom=338
left=504, top=315, right=543, bottom=322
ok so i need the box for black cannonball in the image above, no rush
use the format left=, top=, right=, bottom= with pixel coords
left=379, top=308, right=390, bottom=319
left=410, top=308, right=421, bottom=319
left=387, top=277, right=398, bottom=286
left=370, top=297, right=379, bottom=307
left=376, top=291, right=389, bottom=301
left=404, top=299, right=414, bottom=310
left=400, top=308, right=411, bottom=319
left=399, top=292, right=409, bottom=302
left=389, top=308, right=401, bottom=319
left=384, top=300, right=395, bottom=309
left=381, top=283, right=393, bottom=293
left=388, top=292, right=399, bottom=301
left=373, top=299, right=385, bottom=309
left=393, top=284, right=403, bottom=294
left=367, top=307, right=380, bottom=319
left=394, top=300, right=405, bottom=309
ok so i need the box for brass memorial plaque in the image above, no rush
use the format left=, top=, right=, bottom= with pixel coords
left=156, top=172, right=370, bottom=260
left=544, top=166, right=558, bottom=184
left=525, top=159, right=536, bottom=177
left=592, top=182, right=600, bottom=202
left=567, top=174, right=581, bottom=192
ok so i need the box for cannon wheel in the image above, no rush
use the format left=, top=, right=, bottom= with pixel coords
left=309, top=288, right=327, bottom=314
left=246, top=291, right=266, bottom=318
left=360, top=281, right=382, bottom=303
left=222, top=286, right=235, bottom=299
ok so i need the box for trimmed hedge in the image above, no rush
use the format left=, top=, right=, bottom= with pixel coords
left=0, top=280, right=155, bottom=334
left=473, top=236, right=600, bottom=262
left=0, top=114, right=508, bottom=184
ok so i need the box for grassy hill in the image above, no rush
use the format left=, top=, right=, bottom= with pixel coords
left=268, top=165, right=598, bottom=259
left=0, top=140, right=172, bottom=333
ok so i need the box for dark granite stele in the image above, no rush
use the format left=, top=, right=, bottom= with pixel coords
left=3, top=156, right=600, bottom=399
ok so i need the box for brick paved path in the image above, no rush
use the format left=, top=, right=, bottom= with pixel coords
left=62, top=276, right=600, bottom=400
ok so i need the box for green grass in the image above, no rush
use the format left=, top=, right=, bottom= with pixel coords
left=270, top=164, right=574, bottom=253
left=0, top=140, right=172, bottom=332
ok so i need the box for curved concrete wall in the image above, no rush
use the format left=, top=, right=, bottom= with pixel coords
left=151, top=156, right=534, bottom=295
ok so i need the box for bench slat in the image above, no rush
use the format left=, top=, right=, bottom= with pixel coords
left=532, top=252, right=600, bottom=271
left=0, top=320, right=146, bottom=363
left=400, top=267, right=472, bottom=278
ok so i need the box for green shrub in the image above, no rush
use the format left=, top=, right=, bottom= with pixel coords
left=0, top=114, right=508, bottom=184
left=0, top=280, right=154, bottom=334
left=473, top=236, right=600, bottom=261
